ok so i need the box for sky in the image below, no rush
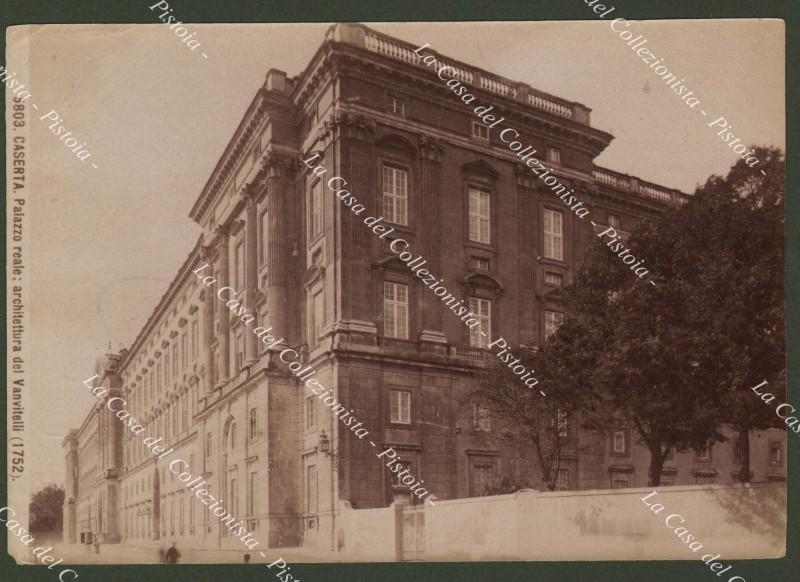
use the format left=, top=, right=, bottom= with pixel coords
left=9, top=20, right=784, bottom=489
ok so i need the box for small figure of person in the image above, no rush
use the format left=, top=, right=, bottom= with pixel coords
left=243, top=553, right=251, bottom=563
left=165, top=542, right=180, bottom=564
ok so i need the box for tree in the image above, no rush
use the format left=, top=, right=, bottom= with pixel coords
left=470, top=346, right=585, bottom=491
left=554, top=238, right=730, bottom=486
left=29, top=484, right=65, bottom=535
left=544, top=146, right=785, bottom=486
left=673, top=146, right=786, bottom=481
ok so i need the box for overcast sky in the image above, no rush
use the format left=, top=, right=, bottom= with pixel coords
left=12, top=20, right=784, bottom=488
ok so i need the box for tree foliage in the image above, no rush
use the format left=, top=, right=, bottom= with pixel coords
left=549, top=146, right=786, bottom=485
left=29, top=483, right=65, bottom=535
left=479, top=147, right=786, bottom=488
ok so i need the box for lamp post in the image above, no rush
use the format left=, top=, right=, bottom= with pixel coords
left=318, top=430, right=340, bottom=465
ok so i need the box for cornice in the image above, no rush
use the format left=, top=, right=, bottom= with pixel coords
left=328, top=48, right=612, bottom=156
left=119, top=237, right=204, bottom=375
left=189, top=90, right=295, bottom=226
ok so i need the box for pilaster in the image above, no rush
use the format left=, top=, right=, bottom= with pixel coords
left=244, top=188, right=260, bottom=364
left=216, top=226, right=231, bottom=385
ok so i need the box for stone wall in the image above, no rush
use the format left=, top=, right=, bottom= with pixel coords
left=335, top=482, right=786, bottom=562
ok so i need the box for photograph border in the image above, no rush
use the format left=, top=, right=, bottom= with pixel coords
left=2, top=1, right=797, bottom=581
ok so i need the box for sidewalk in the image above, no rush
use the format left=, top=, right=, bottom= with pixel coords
left=50, top=542, right=341, bottom=564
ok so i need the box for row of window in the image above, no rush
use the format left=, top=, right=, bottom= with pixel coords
left=204, top=408, right=261, bottom=458
left=382, top=281, right=564, bottom=346
left=309, top=164, right=567, bottom=260
left=384, top=92, right=565, bottom=162
left=126, top=387, right=198, bottom=469
left=129, top=321, right=200, bottom=417
left=304, top=389, right=411, bottom=429
left=124, top=468, right=260, bottom=540
left=610, top=430, right=784, bottom=466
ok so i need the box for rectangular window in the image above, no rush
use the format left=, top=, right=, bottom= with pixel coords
left=235, top=240, right=245, bottom=290
left=544, top=311, right=564, bottom=340
left=235, top=329, right=245, bottom=371
left=212, top=348, right=219, bottom=385
left=181, top=332, right=187, bottom=370
left=612, top=428, right=629, bottom=455
left=387, top=94, right=406, bottom=116
left=556, top=409, right=568, bottom=438
left=543, top=208, right=564, bottom=260
left=696, top=442, right=712, bottom=460
left=769, top=441, right=783, bottom=465
left=306, top=465, right=318, bottom=514
left=470, top=256, right=490, bottom=271
left=305, top=396, right=317, bottom=430
left=469, top=297, right=492, bottom=348
left=260, top=210, right=269, bottom=265
left=472, top=404, right=491, bottom=431
left=471, top=121, right=490, bottom=142
left=382, top=166, right=408, bottom=225
left=164, top=357, right=169, bottom=387
left=312, top=289, right=324, bottom=341
left=608, top=213, right=621, bottom=230
left=468, top=188, right=491, bottom=244
left=205, top=432, right=212, bottom=457
left=191, top=320, right=199, bottom=359
left=390, top=390, right=411, bottom=424
left=249, top=408, right=258, bottom=440
left=181, top=396, right=188, bottom=432
left=544, top=310, right=564, bottom=340
left=248, top=470, right=258, bottom=516
left=611, top=475, right=630, bottom=489
left=695, top=475, right=715, bottom=485
left=544, top=272, right=563, bottom=287
left=309, top=180, right=323, bottom=239
left=172, top=344, right=178, bottom=378
left=548, top=147, right=561, bottom=164
left=390, top=460, right=412, bottom=490
left=230, top=478, right=239, bottom=518
left=189, top=490, right=195, bottom=533
left=156, top=363, right=162, bottom=394
left=383, top=282, right=409, bottom=339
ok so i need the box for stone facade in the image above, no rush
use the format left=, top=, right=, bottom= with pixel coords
left=63, top=23, right=786, bottom=555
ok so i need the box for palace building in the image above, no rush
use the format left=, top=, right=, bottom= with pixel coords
left=63, top=23, right=786, bottom=555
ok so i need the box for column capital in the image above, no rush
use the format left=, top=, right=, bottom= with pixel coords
left=321, top=109, right=376, bottom=142
left=215, top=224, right=230, bottom=246
left=260, top=151, right=300, bottom=179
left=242, top=185, right=259, bottom=208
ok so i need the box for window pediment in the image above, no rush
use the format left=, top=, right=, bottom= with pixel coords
left=463, top=272, right=503, bottom=297
left=374, top=256, right=408, bottom=273
left=375, top=134, right=417, bottom=158
left=462, top=159, right=500, bottom=180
